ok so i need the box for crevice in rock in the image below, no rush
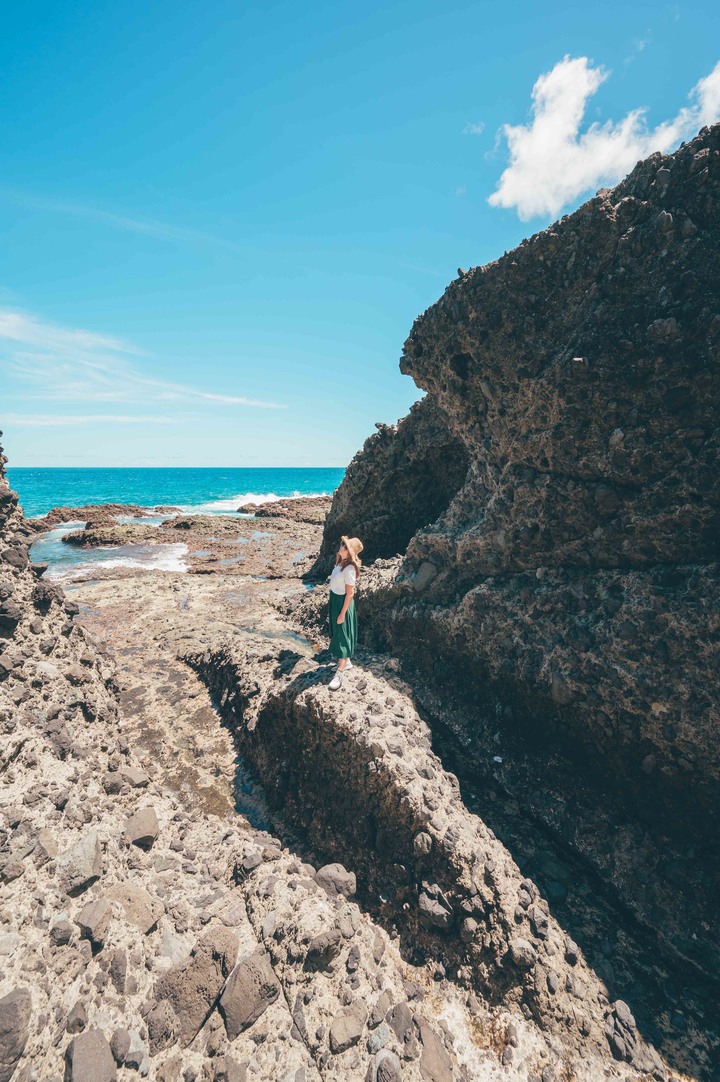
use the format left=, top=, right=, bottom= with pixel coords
left=412, top=685, right=720, bottom=1079
left=186, top=637, right=719, bottom=1081
left=184, top=641, right=692, bottom=1078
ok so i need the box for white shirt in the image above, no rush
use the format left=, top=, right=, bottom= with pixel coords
left=329, top=563, right=357, bottom=595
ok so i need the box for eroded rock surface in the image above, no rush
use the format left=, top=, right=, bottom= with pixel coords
left=4, top=432, right=648, bottom=1079
left=238, top=496, right=332, bottom=525
left=188, top=634, right=664, bottom=1078
left=309, top=127, right=720, bottom=989
left=56, top=512, right=321, bottom=579
left=310, top=396, right=468, bottom=572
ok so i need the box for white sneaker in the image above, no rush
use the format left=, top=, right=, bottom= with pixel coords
left=346, top=660, right=353, bottom=670
left=329, top=671, right=344, bottom=691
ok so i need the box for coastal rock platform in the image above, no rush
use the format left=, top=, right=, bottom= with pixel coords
left=1, top=446, right=676, bottom=1079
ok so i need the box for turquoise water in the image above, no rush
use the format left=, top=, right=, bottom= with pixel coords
left=7, top=466, right=345, bottom=518
left=8, top=466, right=343, bottom=583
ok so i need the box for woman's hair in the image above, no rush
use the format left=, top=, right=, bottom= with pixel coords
left=335, top=535, right=363, bottom=579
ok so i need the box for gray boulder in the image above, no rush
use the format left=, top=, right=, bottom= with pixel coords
left=64, top=1029, right=116, bottom=1081
left=153, top=927, right=238, bottom=1047
left=56, top=830, right=102, bottom=895
left=375, top=1049, right=403, bottom=1082
left=315, top=863, right=356, bottom=899
left=329, top=1001, right=367, bottom=1054
left=218, top=949, right=280, bottom=1039
left=418, top=1021, right=453, bottom=1081
left=0, top=988, right=31, bottom=1082
left=125, top=807, right=159, bottom=850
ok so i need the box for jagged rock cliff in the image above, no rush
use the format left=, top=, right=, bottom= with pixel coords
left=311, top=396, right=469, bottom=572
left=312, top=127, right=720, bottom=997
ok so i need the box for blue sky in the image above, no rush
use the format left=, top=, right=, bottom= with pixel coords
left=1, top=0, right=718, bottom=466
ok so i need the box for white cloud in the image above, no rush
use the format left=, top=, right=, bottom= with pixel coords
left=0, top=308, right=285, bottom=409
left=488, top=56, right=720, bottom=219
left=463, top=122, right=485, bottom=136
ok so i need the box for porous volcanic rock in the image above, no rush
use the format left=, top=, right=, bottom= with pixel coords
left=400, top=129, right=720, bottom=810
left=310, top=395, right=469, bottom=574
left=309, top=128, right=720, bottom=989
left=6, top=428, right=646, bottom=1080
left=238, top=495, right=332, bottom=524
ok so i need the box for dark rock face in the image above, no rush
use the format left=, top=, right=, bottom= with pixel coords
left=317, top=127, right=720, bottom=981
left=311, top=396, right=468, bottom=574
left=397, top=126, right=720, bottom=806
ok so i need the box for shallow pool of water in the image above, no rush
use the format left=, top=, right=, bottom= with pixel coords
left=30, top=526, right=189, bottom=582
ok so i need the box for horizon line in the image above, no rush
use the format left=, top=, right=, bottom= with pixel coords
left=6, top=463, right=348, bottom=470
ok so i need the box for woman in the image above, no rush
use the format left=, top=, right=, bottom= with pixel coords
left=328, top=535, right=363, bottom=690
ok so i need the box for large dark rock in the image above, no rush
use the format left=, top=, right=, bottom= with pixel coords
left=153, top=927, right=238, bottom=1048
left=64, top=1029, right=116, bottom=1081
left=311, top=396, right=468, bottom=574
left=316, top=126, right=720, bottom=979
left=0, top=988, right=31, bottom=1082
left=392, top=126, right=720, bottom=807
left=218, top=949, right=280, bottom=1039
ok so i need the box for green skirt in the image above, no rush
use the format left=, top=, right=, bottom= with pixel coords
left=328, top=590, right=357, bottom=659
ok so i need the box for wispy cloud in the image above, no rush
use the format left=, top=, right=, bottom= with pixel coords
left=488, top=56, right=720, bottom=219
left=1, top=189, right=321, bottom=277
left=3, top=413, right=181, bottom=426
left=0, top=308, right=285, bottom=409
left=624, top=36, right=650, bottom=66
left=0, top=190, right=263, bottom=259
left=463, top=121, right=485, bottom=136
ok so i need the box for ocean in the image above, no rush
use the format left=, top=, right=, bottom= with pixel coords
left=7, top=466, right=345, bottom=519
left=8, top=466, right=344, bottom=582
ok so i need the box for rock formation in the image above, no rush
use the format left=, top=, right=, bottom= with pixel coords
left=237, top=496, right=332, bottom=525
left=5, top=125, right=720, bottom=1082
left=310, top=396, right=468, bottom=573
left=33, top=504, right=160, bottom=528
left=188, top=636, right=662, bottom=1077
left=0, top=440, right=473, bottom=1080
left=308, top=125, right=720, bottom=1039
left=3, top=430, right=662, bottom=1079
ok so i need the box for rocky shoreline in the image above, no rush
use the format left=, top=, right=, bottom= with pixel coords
left=3, top=464, right=684, bottom=1081
left=3, top=126, right=720, bottom=1082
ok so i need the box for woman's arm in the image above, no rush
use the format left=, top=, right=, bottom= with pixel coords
left=336, top=584, right=355, bottom=623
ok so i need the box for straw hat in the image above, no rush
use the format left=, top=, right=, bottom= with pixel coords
left=341, top=536, right=364, bottom=561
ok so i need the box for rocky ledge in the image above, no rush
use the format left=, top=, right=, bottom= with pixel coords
left=187, top=634, right=663, bottom=1079
left=2, top=433, right=666, bottom=1080
left=31, top=505, right=182, bottom=529
left=237, top=497, right=332, bottom=525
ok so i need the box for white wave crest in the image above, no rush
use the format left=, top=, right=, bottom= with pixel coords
left=183, top=491, right=329, bottom=513
left=46, top=543, right=188, bottom=583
